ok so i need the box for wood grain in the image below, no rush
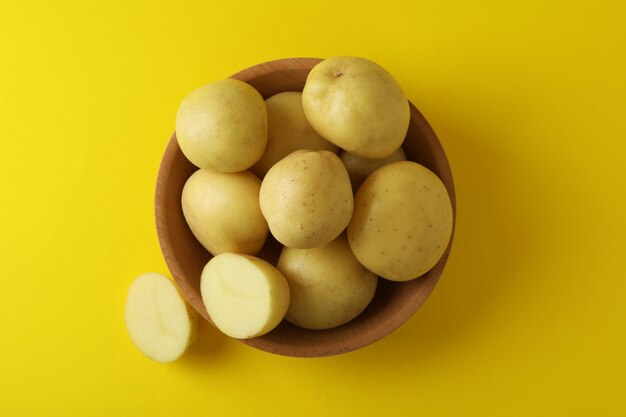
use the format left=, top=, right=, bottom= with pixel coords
left=155, top=57, right=456, bottom=357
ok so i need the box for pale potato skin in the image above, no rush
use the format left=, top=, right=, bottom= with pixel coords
left=341, top=147, right=407, bottom=191
left=347, top=161, right=453, bottom=281
left=259, top=150, right=353, bottom=249
left=176, top=79, right=267, bottom=172
left=182, top=169, right=268, bottom=256
left=201, top=253, right=290, bottom=339
left=250, top=92, right=338, bottom=178
left=277, top=234, right=378, bottom=330
left=302, top=56, right=410, bottom=159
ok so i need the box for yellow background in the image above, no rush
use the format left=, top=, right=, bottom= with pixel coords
left=1, top=0, right=625, bottom=415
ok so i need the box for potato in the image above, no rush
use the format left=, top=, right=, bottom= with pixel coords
left=124, top=273, right=197, bottom=363
left=302, top=56, right=410, bottom=159
left=259, top=150, right=353, bottom=249
left=251, top=92, right=338, bottom=178
left=341, top=147, right=407, bottom=191
left=182, top=169, right=268, bottom=256
left=347, top=161, right=453, bottom=281
left=200, top=253, right=290, bottom=339
left=176, top=79, right=267, bottom=172
left=277, top=234, right=377, bottom=330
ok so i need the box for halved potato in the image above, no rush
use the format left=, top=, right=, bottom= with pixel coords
left=124, top=273, right=197, bottom=363
left=200, top=253, right=290, bottom=339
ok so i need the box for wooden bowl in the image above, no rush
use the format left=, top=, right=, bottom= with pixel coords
left=155, top=58, right=456, bottom=357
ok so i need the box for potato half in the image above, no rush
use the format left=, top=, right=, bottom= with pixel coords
left=124, top=273, right=197, bottom=363
left=200, top=253, right=290, bottom=339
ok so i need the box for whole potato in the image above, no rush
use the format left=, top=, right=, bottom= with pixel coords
left=182, top=169, right=268, bottom=256
left=302, top=56, right=410, bottom=159
left=176, top=79, right=267, bottom=172
left=347, top=161, right=453, bottom=281
left=251, top=92, right=338, bottom=178
left=277, top=234, right=377, bottom=330
left=259, top=150, right=353, bottom=249
left=341, top=147, right=407, bottom=191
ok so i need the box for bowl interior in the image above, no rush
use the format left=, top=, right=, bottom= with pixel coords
left=155, top=58, right=456, bottom=357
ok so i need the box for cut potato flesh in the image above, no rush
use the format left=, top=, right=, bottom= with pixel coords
left=201, top=253, right=290, bottom=339
left=124, top=273, right=197, bottom=363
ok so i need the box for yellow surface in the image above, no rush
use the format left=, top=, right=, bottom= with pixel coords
left=1, top=1, right=625, bottom=415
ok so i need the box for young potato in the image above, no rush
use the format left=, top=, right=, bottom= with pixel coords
left=341, top=147, right=407, bottom=191
left=182, top=169, right=268, bottom=256
left=302, top=56, right=410, bottom=159
left=277, top=234, right=378, bottom=330
left=201, top=253, right=290, bottom=339
left=124, top=273, right=197, bottom=363
left=250, top=92, right=338, bottom=178
left=259, top=150, right=353, bottom=249
left=176, top=79, right=267, bottom=172
left=347, top=161, right=453, bottom=281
